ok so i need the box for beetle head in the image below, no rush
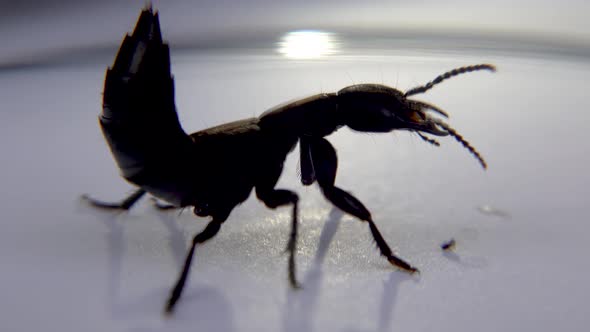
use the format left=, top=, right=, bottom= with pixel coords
left=337, top=80, right=489, bottom=169
left=337, top=84, right=449, bottom=137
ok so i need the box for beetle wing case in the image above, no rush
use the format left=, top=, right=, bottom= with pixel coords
left=99, top=8, right=193, bottom=185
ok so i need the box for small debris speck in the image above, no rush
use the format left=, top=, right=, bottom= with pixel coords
left=441, top=239, right=456, bottom=251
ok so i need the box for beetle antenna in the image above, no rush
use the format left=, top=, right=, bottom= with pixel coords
left=417, top=132, right=440, bottom=146
left=435, top=121, right=487, bottom=169
left=404, top=64, right=495, bottom=97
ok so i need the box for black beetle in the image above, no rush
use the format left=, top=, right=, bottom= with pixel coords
left=84, top=7, right=494, bottom=314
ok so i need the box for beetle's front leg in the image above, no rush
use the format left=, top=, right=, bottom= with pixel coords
left=82, top=188, right=146, bottom=210
left=309, top=138, right=418, bottom=274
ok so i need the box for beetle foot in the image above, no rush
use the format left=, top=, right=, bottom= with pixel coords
left=387, top=256, right=419, bottom=275
left=150, top=197, right=177, bottom=210
left=81, top=194, right=131, bottom=211
left=81, top=189, right=146, bottom=211
left=288, top=274, right=302, bottom=290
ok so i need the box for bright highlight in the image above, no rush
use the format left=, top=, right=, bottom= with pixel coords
left=278, top=30, right=338, bottom=59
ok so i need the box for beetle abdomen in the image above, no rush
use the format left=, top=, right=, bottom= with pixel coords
left=99, top=8, right=193, bottom=182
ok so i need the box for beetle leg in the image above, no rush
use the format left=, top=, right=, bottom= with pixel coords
left=309, top=138, right=419, bottom=274
left=259, top=189, right=300, bottom=288
left=165, top=211, right=229, bottom=315
left=256, top=165, right=301, bottom=289
left=299, top=137, right=316, bottom=186
left=82, top=188, right=146, bottom=210
left=150, top=197, right=178, bottom=210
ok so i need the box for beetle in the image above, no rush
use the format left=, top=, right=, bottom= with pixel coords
left=84, top=6, right=495, bottom=314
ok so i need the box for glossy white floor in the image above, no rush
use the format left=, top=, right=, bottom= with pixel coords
left=1, top=39, right=589, bottom=332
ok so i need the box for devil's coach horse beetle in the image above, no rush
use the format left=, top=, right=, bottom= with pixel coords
left=84, top=6, right=495, bottom=314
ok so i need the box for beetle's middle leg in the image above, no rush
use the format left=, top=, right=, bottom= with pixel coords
left=256, top=164, right=301, bottom=288
left=299, top=137, right=316, bottom=185
left=82, top=188, right=146, bottom=210
left=309, top=138, right=418, bottom=274
left=165, top=210, right=229, bottom=314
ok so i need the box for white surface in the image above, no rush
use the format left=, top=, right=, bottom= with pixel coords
left=1, top=50, right=589, bottom=332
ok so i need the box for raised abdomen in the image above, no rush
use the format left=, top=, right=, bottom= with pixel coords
left=99, top=8, right=194, bottom=205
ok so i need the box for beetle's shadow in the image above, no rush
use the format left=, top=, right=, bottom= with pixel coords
left=120, top=286, right=235, bottom=332
left=442, top=250, right=488, bottom=269
left=80, top=203, right=127, bottom=315
left=333, top=271, right=414, bottom=332
left=282, top=208, right=343, bottom=332
left=282, top=208, right=414, bottom=332
left=376, top=272, right=415, bottom=332
left=83, top=199, right=234, bottom=330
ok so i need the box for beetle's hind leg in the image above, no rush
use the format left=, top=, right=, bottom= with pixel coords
left=82, top=188, right=146, bottom=210
left=309, top=138, right=418, bottom=274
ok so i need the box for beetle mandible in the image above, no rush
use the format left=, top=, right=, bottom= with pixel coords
left=84, top=7, right=495, bottom=314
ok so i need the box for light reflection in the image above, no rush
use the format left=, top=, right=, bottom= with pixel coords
left=278, top=30, right=338, bottom=59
